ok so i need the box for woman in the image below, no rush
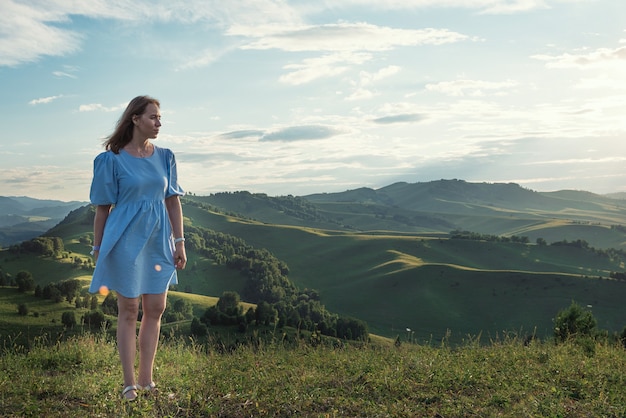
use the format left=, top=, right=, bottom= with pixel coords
left=89, top=95, right=186, bottom=401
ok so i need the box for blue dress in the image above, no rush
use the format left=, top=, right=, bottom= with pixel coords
left=89, top=146, right=184, bottom=298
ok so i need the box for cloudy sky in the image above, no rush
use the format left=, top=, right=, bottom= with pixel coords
left=1, top=0, right=625, bottom=202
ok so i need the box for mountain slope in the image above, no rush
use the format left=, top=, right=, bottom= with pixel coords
left=184, top=205, right=626, bottom=342
left=0, top=197, right=86, bottom=247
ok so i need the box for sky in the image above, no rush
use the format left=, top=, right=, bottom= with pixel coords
left=1, top=0, right=626, bottom=202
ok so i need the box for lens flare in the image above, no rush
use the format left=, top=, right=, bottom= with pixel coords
left=99, top=285, right=109, bottom=296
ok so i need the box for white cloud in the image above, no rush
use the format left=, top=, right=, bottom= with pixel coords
left=53, top=65, right=80, bottom=78
left=426, top=79, right=519, bottom=96
left=0, top=1, right=82, bottom=66
left=237, top=22, right=469, bottom=52
left=478, top=0, right=550, bottom=14
left=29, top=95, right=63, bottom=105
left=0, top=0, right=580, bottom=69
left=52, top=71, right=77, bottom=79
left=79, top=103, right=126, bottom=112
left=532, top=45, right=626, bottom=69
left=240, top=22, right=469, bottom=87
left=574, top=74, right=626, bottom=91
left=0, top=165, right=91, bottom=201
left=300, top=0, right=564, bottom=15
left=343, top=66, right=402, bottom=100
left=0, top=0, right=303, bottom=68
left=360, top=66, right=401, bottom=85
left=279, top=52, right=371, bottom=85
left=176, top=49, right=222, bottom=71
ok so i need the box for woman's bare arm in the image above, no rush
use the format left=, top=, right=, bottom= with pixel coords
left=165, top=195, right=186, bottom=269
left=93, top=204, right=112, bottom=263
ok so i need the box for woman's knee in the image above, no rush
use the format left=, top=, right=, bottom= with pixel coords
left=117, top=297, right=140, bottom=321
left=142, top=294, right=167, bottom=319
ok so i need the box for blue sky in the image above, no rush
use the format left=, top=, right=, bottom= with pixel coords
left=1, top=0, right=625, bottom=202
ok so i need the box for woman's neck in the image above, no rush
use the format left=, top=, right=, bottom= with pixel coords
left=123, top=140, right=153, bottom=158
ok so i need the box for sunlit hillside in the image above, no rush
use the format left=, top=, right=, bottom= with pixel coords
left=2, top=180, right=626, bottom=345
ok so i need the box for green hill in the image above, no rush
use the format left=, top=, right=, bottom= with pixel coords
left=189, top=180, right=626, bottom=250
left=180, top=203, right=626, bottom=342
left=3, top=180, right=626, bottom=345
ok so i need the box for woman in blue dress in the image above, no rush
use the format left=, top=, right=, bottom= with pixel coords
left=89, top=95, right=186, bottom=400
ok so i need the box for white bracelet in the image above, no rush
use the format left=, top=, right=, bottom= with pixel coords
left=174, top=237, right=185, bottom=244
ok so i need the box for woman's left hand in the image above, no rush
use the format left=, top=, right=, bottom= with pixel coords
left=174, top=241, right=187, bottom=269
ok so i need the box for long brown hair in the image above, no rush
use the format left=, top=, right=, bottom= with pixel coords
left=104, top=95, right=160, bottom=153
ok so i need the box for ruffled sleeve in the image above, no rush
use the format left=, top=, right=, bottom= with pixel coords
left=90, top=151, right=118, bottom=205
left=165, top=149, right=185, bottom=198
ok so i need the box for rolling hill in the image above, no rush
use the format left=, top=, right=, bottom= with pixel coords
left=3, top=180, right=626, bottom=344
left=188, top=179, right=626, bottom=250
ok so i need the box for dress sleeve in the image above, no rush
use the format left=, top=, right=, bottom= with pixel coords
left=165, top=149, right=185, bottom=198
left=90, top=151, right=118, bottom=205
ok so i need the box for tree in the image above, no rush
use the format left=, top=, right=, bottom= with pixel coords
left=15, top=271, right=35, bottom=293
left=57, top=279, right=81, bottom=303
left=336, top=316, right=369, bottom=341
left=62, top=311, right=77, bottom=329
left=217, top=291, right=242, bottom=317
left=190, top=317, right=208, bottom=337
left=50, top=287, right=63, bottom=303
left=554, top=301, right=597, bottom=343
left=172, top=297, right=193, bottom=319
left=90, top=295, right=98, bottom=310
left=101, top=293, right=118, bottom=315
left=82, top=310, right=107, bottom=329
left=255, top=301, right=277, bottom=326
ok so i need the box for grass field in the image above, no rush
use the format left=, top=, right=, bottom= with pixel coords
left=1, top=332, right=626, bottom=417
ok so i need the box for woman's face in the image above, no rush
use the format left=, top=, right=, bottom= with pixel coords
left=134, top=103, right=161, bottom=139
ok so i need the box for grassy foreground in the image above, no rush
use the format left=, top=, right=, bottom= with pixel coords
left=1, top=333, right=626, bottom=417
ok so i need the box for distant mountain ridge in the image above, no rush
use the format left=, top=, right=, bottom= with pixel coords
left=306, top=180, right=623, bottom=215
left=4, top=180, right=626, bottom=249
left=0, top=196, right=86, bottom=247
left=186, top=179, right=626, bottom=250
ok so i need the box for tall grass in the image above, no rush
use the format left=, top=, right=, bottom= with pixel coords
left=1, top=332, right=626, bottom=417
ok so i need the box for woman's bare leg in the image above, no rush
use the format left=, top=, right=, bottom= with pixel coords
left=137, top=292, right=167, bottom=388
left=117, top=294, right=140, bottom=399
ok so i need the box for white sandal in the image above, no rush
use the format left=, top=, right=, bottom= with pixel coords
left=122, top=385, right=138, bottom=400
left=139, top=381, right=157, bottom=393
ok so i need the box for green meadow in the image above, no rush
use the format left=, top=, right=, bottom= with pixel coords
left=2, top=332, right=626, bottom=417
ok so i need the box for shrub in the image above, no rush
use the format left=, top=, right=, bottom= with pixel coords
left=554, top=301, right=597, bottom=343
left=61, top=311, right=77, bottom=329
left=17, top=303, right=28, bottom=316
left=82, top=310, right=107, bottom=329
left=190, top=317, right=208, bottom=337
